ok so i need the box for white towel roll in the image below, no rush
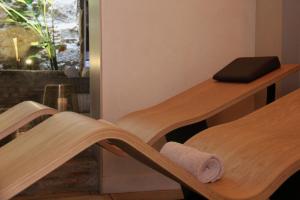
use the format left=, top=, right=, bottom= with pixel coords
left=160, top=142, right=224, bottom=183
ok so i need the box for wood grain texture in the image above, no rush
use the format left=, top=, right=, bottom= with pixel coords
left=0, top=88, right=300, bottom=200
left=117, top=64, right=300, bottom=145
left=0, top=101, right=57, bottom=141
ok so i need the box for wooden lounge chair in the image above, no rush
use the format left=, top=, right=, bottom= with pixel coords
left=0, top=101, right=57, bottom=141
left=0, top=64, right=298, bottom=148
left=0, top=87, right=300, bottom=200
left=82, top=64, right=299, bottom=156
left=117, top=64, right=300, bottom=144
left=0, top=64, right=298, bottom=198
left=100, top=64, right=300, bottom=155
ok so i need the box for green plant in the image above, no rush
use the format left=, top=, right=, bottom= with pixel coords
left=0, top=0, right=58, bottom=70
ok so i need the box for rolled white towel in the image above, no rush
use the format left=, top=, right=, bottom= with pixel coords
left=160, top=142, right=224, bottom=183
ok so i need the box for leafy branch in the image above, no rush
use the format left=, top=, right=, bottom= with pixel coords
left=0, top=0, right=58, bottom=70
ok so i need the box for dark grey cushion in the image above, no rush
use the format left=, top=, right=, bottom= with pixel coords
left=213, top=57, right=281, bottom=83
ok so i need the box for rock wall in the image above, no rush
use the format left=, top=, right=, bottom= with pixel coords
left=0, top=0, right=80, bottom=70
left=0, top=70, right=89, bottom=109
left=0, top=26, right=39, bottom=69
left=51, top=0, right=80, bottom=69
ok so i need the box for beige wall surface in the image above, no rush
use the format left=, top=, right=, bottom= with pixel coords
left=283, top=0, right=300, bottom=64
left=255, top=0, right=283, bottom=59
left=255, top=0, right=283, bottom=100
left=255, top=0, right=300, bottom=96
left=101, top=0, right=256, bottom=193
left=256, top=0, right=300, bottom=96
left=281, top=0, right=300, bottom=94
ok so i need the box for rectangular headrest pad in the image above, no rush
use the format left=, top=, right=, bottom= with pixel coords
left=213, top=57, right=281, bottom=83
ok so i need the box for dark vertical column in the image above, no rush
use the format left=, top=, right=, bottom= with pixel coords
left=267, top=84, right=276, bottom=104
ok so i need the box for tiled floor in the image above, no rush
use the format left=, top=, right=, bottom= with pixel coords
left=13, top=190, right=184, bottom=200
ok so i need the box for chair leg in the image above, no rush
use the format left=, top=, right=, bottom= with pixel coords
left=267, top=84, right=276, bottom=104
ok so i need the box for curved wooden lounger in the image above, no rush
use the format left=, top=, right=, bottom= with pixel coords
left=0, top=89, right=300, bottom=200
left=0, top=65, right=298, bottom=154
left=102, top=64, right=300, bottom=156
left=117, top=64, right=300, bottom=145
left=0, top=101, right=57, bottom=141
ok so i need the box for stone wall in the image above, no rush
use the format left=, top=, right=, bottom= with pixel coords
left=20, top=147, right=99, bottom=197
left=0, top=70, right=88, bottom=109
left=53, top=0, right=80, bottom=69
left=0, top=27, right=39, bottom=68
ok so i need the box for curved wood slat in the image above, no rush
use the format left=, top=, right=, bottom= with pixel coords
left=117, top=64, right=300, bottom=145
left=0, top=101, right=57, bottom=141
left=1, top=89, right=300, bottom=200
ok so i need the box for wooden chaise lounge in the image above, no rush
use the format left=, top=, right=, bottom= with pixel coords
left=103, top=64, right=300, bottom=154
left=0, top=64, right=298, bottom=147
left=0, top=85, right=300, bottom=200
left=0, top=64, right=299, bottom=198
left=0, top=101, right=57, bottom=141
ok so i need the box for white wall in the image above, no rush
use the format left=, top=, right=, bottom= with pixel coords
left=282, top=0, right=300, bottom=94
left=101, top=0, right=256, bottom=193
left=283, top=0, right=300, bottom=64
left=255, top=0, right=283, bottom=59
left=255, top=0, right=300, bottom=96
